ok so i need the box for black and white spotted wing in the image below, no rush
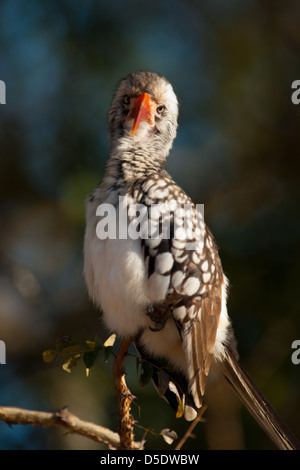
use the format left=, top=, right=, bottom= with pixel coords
left=129, top=171, right=224, bottom=408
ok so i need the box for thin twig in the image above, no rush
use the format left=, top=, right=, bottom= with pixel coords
left=175, top=405, right=207, bottom=450
left=0, top=405, right=143, bottom=450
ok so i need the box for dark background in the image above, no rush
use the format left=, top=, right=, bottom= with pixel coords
left=0, top=0, right=300, bottom=450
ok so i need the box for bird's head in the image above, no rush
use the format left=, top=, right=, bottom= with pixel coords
left=108, top=71, right=179, bottom=160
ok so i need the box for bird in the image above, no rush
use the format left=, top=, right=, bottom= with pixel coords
left=84, top=70, right=300, bottom=450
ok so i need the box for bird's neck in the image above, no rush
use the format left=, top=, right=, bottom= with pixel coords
left=106, top=137, right=167, bottom=186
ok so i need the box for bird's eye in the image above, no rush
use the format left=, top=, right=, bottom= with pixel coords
left=123, top=95, right=130, bottom=105
left=156, top=105, right=166, bottom=115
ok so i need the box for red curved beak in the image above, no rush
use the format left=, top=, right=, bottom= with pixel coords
left=131, top=92, right=156, bottom=136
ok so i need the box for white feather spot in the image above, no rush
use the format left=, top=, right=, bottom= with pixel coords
left=173, top=306, right=186, bottom=321
left=192, top=252, right=200, bottom=264
left=155, top=252, right=174, bottom=275
left=171, top=270, right=185, bottom=288
left=149, top=205, right=160, bottom=220
left=157, top=179, right=167, bottom=188
left=172, top=238, right=186, bottom=250
left=148, top=185, right=159, bottom=199
left=147, top=237, right=161, bottom=249
left=174, top=226, right=187, bottom=241
left=183, top=277, right=200, bottom=296
left=189, top=304, right=198, bottom=319
left=175, top=252, right=189, bottom=263
left=206, top=237, right=213, bottom=249
left=202, top=272, right=211, bottom=283
left=148, top=272, right=170, bottom=301
left=143, top=179, right=155, bottom=192
left=149, top=248, right=158, bottom=257
left=169, top=199, right=178, bottom=211
left=201, top=260, right=209, bottom=272
left=174, top=215, right=184, bottom=227
left=199, top=285, right=206, bottom=295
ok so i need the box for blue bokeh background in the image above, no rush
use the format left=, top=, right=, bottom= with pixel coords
left=0, top=0, right=300, bottom=450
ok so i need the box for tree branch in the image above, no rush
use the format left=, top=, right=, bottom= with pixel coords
left=0, top=406, right=143, bottom=450
left=113, top=337, right=136, bottom=450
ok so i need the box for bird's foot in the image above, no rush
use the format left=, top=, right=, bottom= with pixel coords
left=146, top=304, right=169, bottom=332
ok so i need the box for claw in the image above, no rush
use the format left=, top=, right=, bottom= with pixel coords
left=146, top=304, right=168, bottom=332
left=149, top=323, right=165, bottom=332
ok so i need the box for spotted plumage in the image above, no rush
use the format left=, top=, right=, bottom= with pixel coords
left=84, top=71, right=231, bottom=415
left=83, top=71, right=300, bottom=448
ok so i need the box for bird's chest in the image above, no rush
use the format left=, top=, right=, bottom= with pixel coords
left=84, top=198, right=153, bottom=337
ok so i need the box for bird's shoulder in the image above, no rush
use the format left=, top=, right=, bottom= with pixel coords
left=129, top=170, right=192, bottom=207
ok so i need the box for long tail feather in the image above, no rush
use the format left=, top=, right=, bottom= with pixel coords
left=221, top=344, right=300, bottom=450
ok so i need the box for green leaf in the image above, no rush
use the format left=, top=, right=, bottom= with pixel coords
left=103, top=346, right=114, bottom=363
left=103, top=333, right=116, bottom=347
left=85, top=340, right=96, bottom=350
left=62, top=354, right=81, bottom=373
left=156, top=370, right=171, bottom=397
left=102, top=334, right=116, bottom=363
left=83, top=350, right=98, bottom=371
left=55, top=336, right=79, bottom=352
left=168, top=381, right=181, bottom=402
left=42, top=349, right=57, bottom=364
left=176, top=395, right=185, bottom=419
left=90, top=335, right=104, bottom=353
left=139, top=361, right=153, bottom=387
left=43, top=335, right=107, bottom=375
left=94, top=335, right=104, bottom=350
left=60, top=344, right=85, bottom=356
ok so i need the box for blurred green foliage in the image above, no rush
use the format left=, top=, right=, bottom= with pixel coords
left=0, top=0, right=300, bottom=450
